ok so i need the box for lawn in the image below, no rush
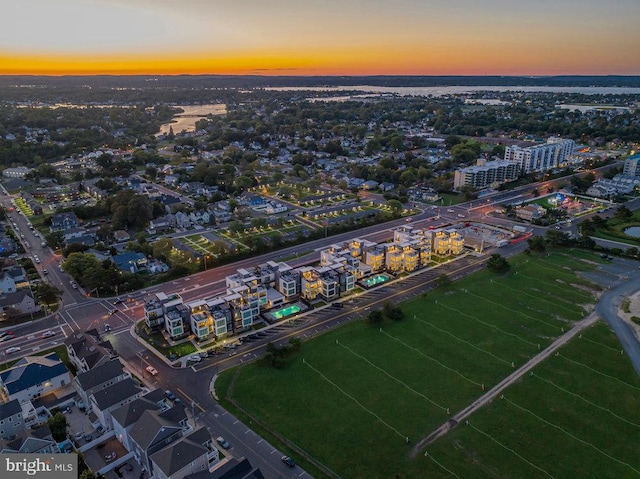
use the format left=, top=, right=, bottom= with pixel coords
left=215, top=250, right=631, bottom=478
left=591, top=208, right=640, bottom=247
left=421, top=321, right=640, bottom=478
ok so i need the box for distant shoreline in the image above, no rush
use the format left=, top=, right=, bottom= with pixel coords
left=1, top=74, right=639, bottom=89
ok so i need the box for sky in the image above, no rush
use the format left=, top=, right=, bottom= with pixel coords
left=1, top=0, right=639, bottom=76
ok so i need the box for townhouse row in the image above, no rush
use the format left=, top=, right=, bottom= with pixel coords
left=144, top=225, right=465, bottom=341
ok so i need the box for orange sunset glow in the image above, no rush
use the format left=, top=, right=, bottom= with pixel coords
left=1, top=0, right=639, bottom=76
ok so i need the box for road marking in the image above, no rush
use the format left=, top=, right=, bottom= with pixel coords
left=233, top=420, right=239, bottom=425
left=270, top=449, right=277, bottom=455
left=244, top=429, right=250, bottom=435
left=175, top=387, right=205, bottom=413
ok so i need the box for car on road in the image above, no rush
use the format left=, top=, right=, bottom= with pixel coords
left=447, top=209, right=455, bottom=213
left=281, top=456, right=295, bottom=468
left=70, top=281, right=78, bottom=289
left=6, top=346, right=21, bottom=354
left=186, top=354, right=201, bottom=363
left=108, top=309, right=117, bottom=316
left=332, top=302, right=344, bottom=308
left=41, top=330, right=56, bottom=338
left=216, top=437, right=230, bottom=449
left=104, top=324, right=112, bottom=332
left=145, top=366, right=158, bottom=376
left=0, top=332, right=15, bottom=342
left=43, top=269, right=48, bottom=275
left=164, top=390, right=176, bottom=401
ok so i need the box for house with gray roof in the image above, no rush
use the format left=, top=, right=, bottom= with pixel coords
left=65, top=329, right=117, bottom=373
left=0, top=289, right=40, bottom=316
left=0, top=353, right=71, bottom=405
left=89, top=377, right=143, bottom=431
left=128, top=407, right=190, bottom=474
left=0, top=399, right=23, bottom=440
left=111, top=389, right=167, bottom=451
left=73, top=359, right=129, bottom=407
left=0, top=424, right=57, bottom=454
left=50, top=212, right=78, bottom=232
left=150, top=426, right=219, bottom=479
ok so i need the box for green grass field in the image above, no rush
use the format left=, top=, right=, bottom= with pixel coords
left=215, top=250, right=640, bottom=478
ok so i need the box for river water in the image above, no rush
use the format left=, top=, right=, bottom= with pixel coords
left=157, top=104, right=227, bottom=136
left=266, top=85, right=640, bottom=96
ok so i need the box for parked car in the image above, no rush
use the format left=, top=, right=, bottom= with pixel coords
left=84, top=434, right=92, bottom=442
left=187, top=354, right=201, bottom=363
left=332, top=302, right=344, bottom=308
left=281, top=456, right=295, bottom=468
left=216, top=436, right=230, bottom=449
left=164, top=390, right=176, bottom=401
left=105, top=452, right=117, bottom=462
left=145, top=366, right=158, bottom=376
left=113, top=297, right=124, bottom=305
left=6, top=346, right=21, bottom=354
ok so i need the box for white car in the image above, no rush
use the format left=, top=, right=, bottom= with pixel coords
left=145, top=366, right=158, bottom=376
left=41, top=330, right=56, bottom=338
left=6, top=346, right=21, bottom=354
left=187, top=354, right=202, bottom=363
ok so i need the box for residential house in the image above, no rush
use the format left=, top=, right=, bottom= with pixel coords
left=113, top=230, right=131, bottom=243
left=150, top=427, right=219, bottom=479
left=0, top=354, right=71, bottom=405
left=0, top=290, right=40, bottom=316
left=73, top=359, right=129, bottom=408
left=0, top=399, right=23, bottom=440
left=516, top=204, right=546, bottom=222
left=89, top=377, right=144, bottom=431
left=112, top=251, right=148, bottom=274
left=65, top=329, right=118, bottom=373
left=128, top=407, right=189, bottom=474
left=0, top=271, right=17, bottom=295
left=111, top=389, right=167, bottom=452
left=175, top=211, right=191, bottom=230
left=50, top=212, right=79, bottom=232
left=0, top=424, right=58, bottom=454
left=147, top=215, right=176, bottom=234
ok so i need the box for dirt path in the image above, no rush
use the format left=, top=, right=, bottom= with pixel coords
left=410, top=312, right=600, bottom=457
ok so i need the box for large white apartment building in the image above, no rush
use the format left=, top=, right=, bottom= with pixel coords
left=504, top=138, right=575, bottom=174
left=453, top=159, right=520, bottom=191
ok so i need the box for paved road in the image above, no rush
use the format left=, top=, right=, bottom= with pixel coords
left=595, top=267, right=640, bottom=377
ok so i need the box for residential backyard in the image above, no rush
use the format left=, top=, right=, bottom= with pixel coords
left=215, top=250, right=640, bottom=478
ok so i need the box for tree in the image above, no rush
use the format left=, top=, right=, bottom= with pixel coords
left=367, top=309, right=384, bottom=325
left=527, top=235, right=546, bottom=252
left=386, top=199, right=403, bottom=213
left=48, top=411, right=67, bottom=442
left=436, top=274, right=452, bottom=288
left=382, top=301, right=405, bottom=321
left=486, top=254, right=510, bottom=273
left=614, top=205, right=632, bottom=220
left=79, top=471, right=97, bottom=479
left=36, top=283, right=62, bottom=305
